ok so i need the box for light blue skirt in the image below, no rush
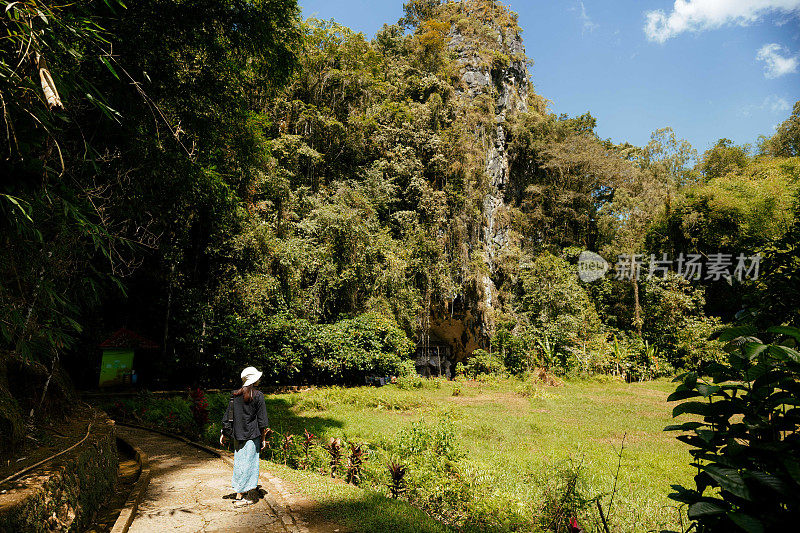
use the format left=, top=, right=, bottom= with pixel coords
left=232, top=438, right=260, bottom=493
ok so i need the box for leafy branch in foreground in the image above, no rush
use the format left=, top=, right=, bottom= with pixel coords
left=666, top=325, right=800, bottom=532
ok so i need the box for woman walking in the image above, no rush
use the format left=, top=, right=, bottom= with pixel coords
left=220, top=366, right=270, bottom=506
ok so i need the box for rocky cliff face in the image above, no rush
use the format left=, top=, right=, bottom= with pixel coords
left=450, top=7, right=529, bottom=283
left=426, top=2, right=532, bottom=361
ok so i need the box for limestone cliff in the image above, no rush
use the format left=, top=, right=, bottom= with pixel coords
left=425, top=0, right=534, bottom=361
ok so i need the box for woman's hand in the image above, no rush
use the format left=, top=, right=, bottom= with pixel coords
left=219, top=434, right=226, bottom=446
left=261, top=439, right=267, bottom=450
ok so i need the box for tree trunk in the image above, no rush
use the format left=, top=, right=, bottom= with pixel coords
left=16, top=249, right=53, bottom=353
left=29, top=348, right=59, bottom=422
left=162, top=263, right=175, bottom=359
left=633, top=267, right=642, bottom=336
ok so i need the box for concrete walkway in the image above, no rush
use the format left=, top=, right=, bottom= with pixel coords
left=117, top=426, right=301, bottom=533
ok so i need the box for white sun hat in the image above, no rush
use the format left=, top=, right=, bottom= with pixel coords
left=241, top=366, right=263, bottom=386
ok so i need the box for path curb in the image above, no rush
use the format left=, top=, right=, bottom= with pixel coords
left=109, top=435, right=150, bottom=533
left=114, top=422, right=309, bottom=533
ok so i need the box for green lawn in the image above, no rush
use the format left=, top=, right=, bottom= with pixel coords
left=265, top=461, right=454, bottom=533
left=260, top=377, right=694, bottom=532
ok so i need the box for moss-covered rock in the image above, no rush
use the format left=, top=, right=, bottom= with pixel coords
left=0, top=411, right=117, bottom=532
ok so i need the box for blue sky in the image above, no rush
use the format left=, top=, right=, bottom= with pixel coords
left=298, top=0, right=800, bottom=154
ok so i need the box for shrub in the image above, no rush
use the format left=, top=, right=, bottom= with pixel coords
left=387, top=460, right=408, bottom=498
left=603, top=334, right=674, bottom=382
left=300, top=429, right=316, bottom=469
left=396, top=359, right=417, bottom=377
left=280, top=433, right=296, bottom=466
left=395, top=418, right=461, bottom=463
left=395, top=359, right=424, bottom=389
left=206, top=392, right=231, bottom=423
left=641, top=274, right=724, bottom=369
left=203, top=421, right=222, bottom=447
left=524, top=367, right=564, bottom=387
left=491, top=318, right=534, bottom=375
left=306, top=313, right=415, bottom=384
left=519, top=253, right=604, bottom=372
left=396, top=373, right=425, bottom=389
left=325, top=437, right=344, bottom=478
left=515, top=381, right=551, bottom=400
left=189, top=387, right=209, bottom=426
left=346, top=442, right=368, bottom=485
left=457, top=349, right=505, bottom=379
left=396, top=373, right=424, bottom=389
left=148, top=397, right=198, bottom=436
left=666, top=325, right=800, bottom=532
left=218, top=312, right=415, bottom=385
left=533, top=459, right=594, bottom=533
left=624, top=338, right=674, bottom=382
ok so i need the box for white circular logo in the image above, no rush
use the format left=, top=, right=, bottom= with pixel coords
left=577, top=251, right=609, bottom=282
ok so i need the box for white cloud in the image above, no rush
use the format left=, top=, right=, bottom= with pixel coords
left=756, top=43, right=799, bottom=77
left=644, top=0, right=800, bottom=43
left=764, top=94, right=791, bottom=112
left=579, top=1, right=598, bottom=34
left=739, top=95, right=792, bottom=117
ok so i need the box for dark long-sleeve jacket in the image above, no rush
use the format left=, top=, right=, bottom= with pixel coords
left=222, top=389, right=269, bottom=441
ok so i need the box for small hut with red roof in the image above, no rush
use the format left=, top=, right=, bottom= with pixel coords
left=98, top=328, right=158, bottom=387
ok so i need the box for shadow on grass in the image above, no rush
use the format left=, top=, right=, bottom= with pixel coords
left=262, top=396, right=343, bottom=436
left=304, top=491, right=455, bottom=533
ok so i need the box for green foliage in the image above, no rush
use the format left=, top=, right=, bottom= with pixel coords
left=103, top=393, right=199, bottom=437
left=215, top=312, right=413, bottom=384
left=305, top=314, right=414, bottom=384
left=603, top=335, right=674, bottom=382
left=1, top=0, right=124, bottom=168
left=399, top=0, right=442, bottom=30
left=641, top=127, right=698, bottom=189
left=455, top=349, right=505, bottom=379
left=755, top=197, right=800, bottom=326
left=699, top=138, right=751, bottom=180
left=490, top=318, right=533, bottom=375
left=508, top=111, right=634, bottom=250
left=396, top=363, right=425, bottom=389
left=640, top=274, right=724, bottom=369
left=762, top=100, right=800, bottom=157
left=652, top=156, right=799, bottom=253
left=666, top=325, right=800, bottom=532
left=0, top=0, right=132, bottom=373
left=532, top=459, right=594, bottom=533
left=396, top=418, right=461, bottom=463
left=519, top=253, right=604, bottom=372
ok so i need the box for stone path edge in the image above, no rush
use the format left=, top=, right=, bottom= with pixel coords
left=113, top=422, right=310, bottom=533
left=109, top=433, right=150, bottom=533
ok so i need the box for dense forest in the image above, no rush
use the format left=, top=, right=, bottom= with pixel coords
left=1, top=0, right=799, bottom=449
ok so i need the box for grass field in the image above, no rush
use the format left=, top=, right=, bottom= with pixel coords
left=259, top=377, right=694, bottom=532
left=265, top=461, right=454, bottom=533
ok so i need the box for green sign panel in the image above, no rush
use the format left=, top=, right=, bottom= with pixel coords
left=99, top=349, right=134, bottom=387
